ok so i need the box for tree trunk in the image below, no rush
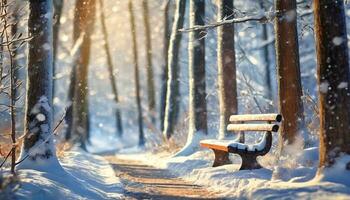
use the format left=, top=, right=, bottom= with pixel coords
left=0, top=3, right=3, bottom=76
left=52, top=0, right=63, bottom=96
left=188, top=0, right=207, bottom=135
left=64, top=69, right=75, bottom=140
left=71, top=0, right=96, bottom=149
left=175, top=0, right=206, bottom=156
left=142, top=0, right=156, bottom=124
left=162, top=0, right=186, bottom=139
left=314, top=0, right=350, bottom=168
left=64, top=32, right=85, bottom=141
left=99, top=0, right=123, bottom=137
left=217, top=0, right=237, bottom=139
left=260, top=1, right=273, bottom=106
left=274, top=0, right=304, bottom=149
left=4, top=0, right=18, bottom=174
left=129, top=1, right=145, bottom=147
left=160, top=0, right=171, bottom=132
left=17, top=0, right=60, bottom=170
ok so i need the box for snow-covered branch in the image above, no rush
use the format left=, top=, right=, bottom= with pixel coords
left=179, top=12, right=273, bottom=33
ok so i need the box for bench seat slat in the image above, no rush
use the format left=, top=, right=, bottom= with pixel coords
left=227, top=123, right=279, bottom=132
left=200, top=133, right=268, bottom=153
left=200, top=139, right=237, bottom=147
left=200, top=139, right=240, bottom=150
left=200, top=142, right=229, bottom=152
left=229, top=114, right=282, bottom=122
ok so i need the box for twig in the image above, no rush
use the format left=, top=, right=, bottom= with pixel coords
left=0, top=148, right=12, bottom=168
left=241, top=73, right=263, bottom=113
left=0, top=36, right=32, bottom=46
left=53, top=109, right=66, bottom=134
left=304, top=92, right=319, bottom=115
left=179, top=14, right=270, bottom=32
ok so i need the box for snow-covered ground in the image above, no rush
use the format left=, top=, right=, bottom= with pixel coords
left=117, top=147, right=350, bottom=199
left=14, top=149, right=123, bottom=200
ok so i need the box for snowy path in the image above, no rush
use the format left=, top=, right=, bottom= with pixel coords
left=104, top=155, right=225, bottom=200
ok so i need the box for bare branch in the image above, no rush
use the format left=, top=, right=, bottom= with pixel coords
left=0, top=148, right=12, bottom=168
left=179, top=13, right=271, bottom=33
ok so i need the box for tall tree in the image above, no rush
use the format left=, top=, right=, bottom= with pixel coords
left=4, top=0, right=19, bottom=174
left=17, top=0, right=61, bottom=170
left=52, top=0, right=63, bottom=95
left=176, top=0, right=206, bottom=156
left=9, top=1, right=21, bottom=98
left=314, top=0, right=350, bottom=169
left=274, top=0, right=304, bottom=149
left=71, top=0, right=96, bottom=148
left=129, top=1, right=145, bottom=146
left=99, top=0, right=123, bottom=137
left=160, top=0, right=171, bottom=132
left=162, top=0, right=186, bottom=139
left=142, top=0, right=156, bottom=124
left=260, top=1, right=273, bottom=104
left=217, top=0, right=237, bottom=139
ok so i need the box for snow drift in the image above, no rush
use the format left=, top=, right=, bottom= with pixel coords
left=15, top=150, right=123, bottom=200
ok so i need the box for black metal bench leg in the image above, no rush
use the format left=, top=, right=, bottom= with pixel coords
left=212, top=149, right=232, bottom=167
left=239, top=154, right=262, bottom=170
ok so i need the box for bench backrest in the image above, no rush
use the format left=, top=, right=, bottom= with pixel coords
left=229, top=114, right=282, bottom=123
left=227, top=114, right=281, bottom=133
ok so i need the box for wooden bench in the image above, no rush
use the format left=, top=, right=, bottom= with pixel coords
left=200, top=114, right=282, bottom=170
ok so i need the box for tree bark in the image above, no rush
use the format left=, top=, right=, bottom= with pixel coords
left=217, top=0, right=237, bottom=139
left=64, top=68, right=75, bottom=140
left=160, top=0, right=171, bottom=132
left=99, top=0, right=123, bottom=137
left=162, top=0, right=186, bottom=139
left=274, top=0, right=304, bottom=149
left=18, top=0, right=59, bottom=169
left=9, top=1, right=21, bottom=99
left=52, top=0, right=63, bottom=96
left=142, top=0, right=156, bottom=124
left=188, top=0, right=207, bottom=136
left=260, top=1, right=273, bottom=105
left=129, top=1, right=145, bottom=147
left=314, top=0, right=350, bottom=168
left=4, top=0, right=18, bottom=174
left=176, top=0, right=207, bottom=157
left=71, top=0, right=96, bottom=149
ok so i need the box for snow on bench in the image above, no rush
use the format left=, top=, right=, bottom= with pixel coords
left=200, top=113, right=281, bottom=170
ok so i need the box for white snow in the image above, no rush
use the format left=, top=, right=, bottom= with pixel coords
left=43, top=12, right=52, bottom=20
left=15, top=149, right=123, bottom=200
left=200, top=139, right=237, bottom=147
left=319, top=81, right=329, bottom=94
left=17, top=96, right=59, bottom=172
left=36, top=113, right=46, bottom=122
left=314, top=155, right=350, bottom=186
left=332, top=37, right=344, bottom=46
left=42, top=43, right=51, bottom=51
left=337, top=82, right=348, bottom=89
left=201, top=133, right=267, bottom=151
left=116, top=147, right=350, bottom=199
left=174, top=130, right=210, bottom=157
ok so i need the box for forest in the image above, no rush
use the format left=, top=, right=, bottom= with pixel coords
left=0, top=0, right=350, bottom=199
